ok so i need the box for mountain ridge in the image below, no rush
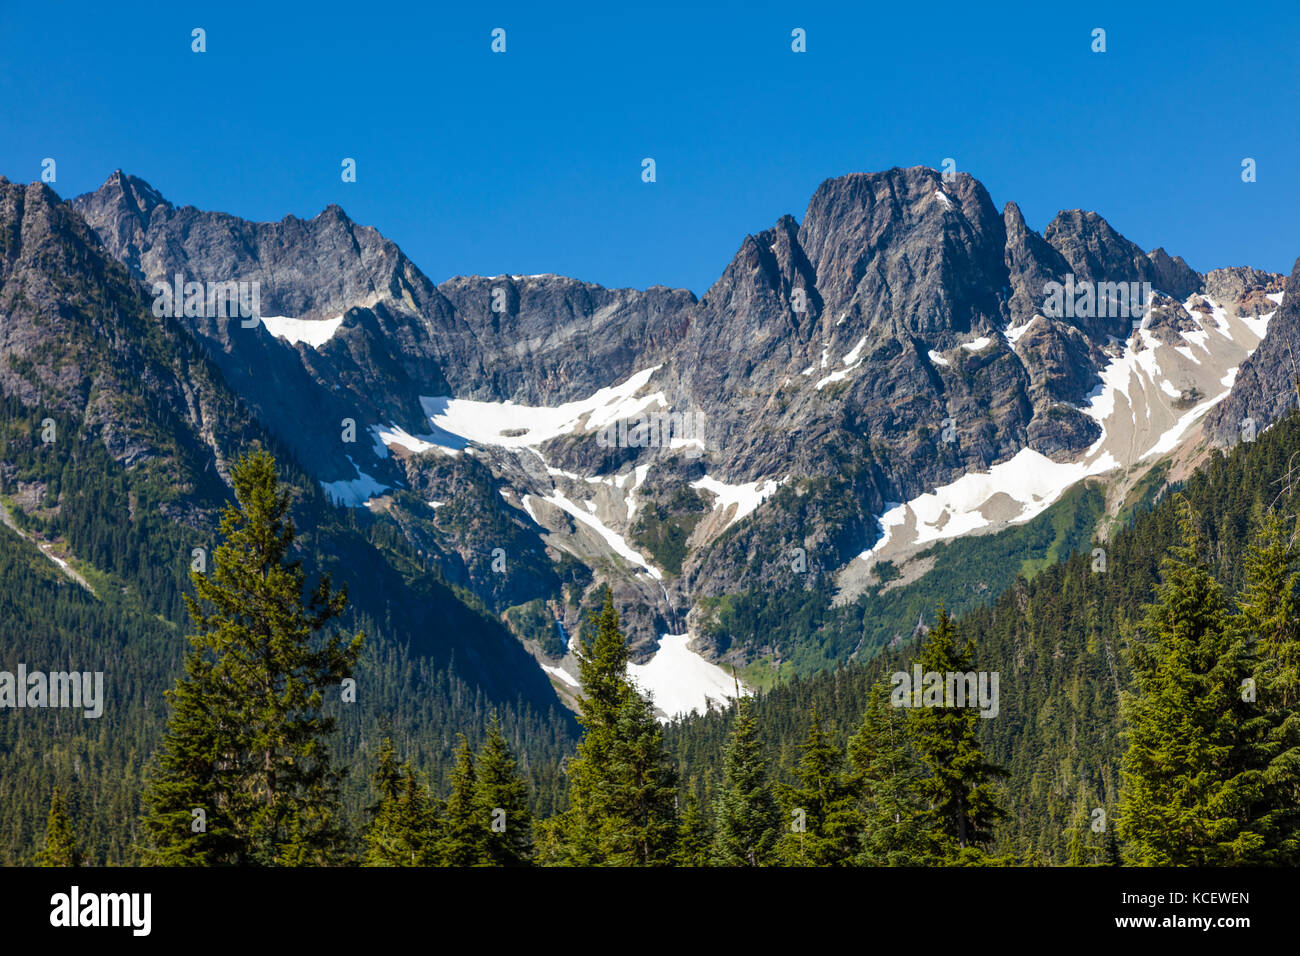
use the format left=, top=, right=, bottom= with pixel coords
left=49, top=165, right=1295, bottom=714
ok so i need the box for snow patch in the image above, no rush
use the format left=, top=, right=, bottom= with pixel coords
left=627, top=633, right=746, bottom=722
left=691, top=475, right=783, bottom=530
left=320, top=456, right=389, bottom=507
left=420, top=366, right=665, bottom=451
left=261, top=314, right=344, bottom=348
left=541, top=492, right=662, bottom=579
left=928, top=349, right=950, bottom=367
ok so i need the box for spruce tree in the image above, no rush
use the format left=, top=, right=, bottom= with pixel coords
left=776, top=707, right=859, bottom=866
left=140, top=449, right=363, bottom=865
left=36, top=789, right=81, bottom=867
left=908, top=607, right=1006, bottom=860
left=543, top=591, right=678, bottom=865
left=1224, top=508, right=1300, bottom=862
left=1118, top=497, right=1237, bottom=865
left=672, top=787, right=712, bottom=867
left=439, top=734, right=486, bottom=866
left=712, top=696, right=781, bottom=866
left=363, top=738, right=440, bottom=866
left=847, top=680, right=934, bottom=866
left=474, top=713, right=534, bottom=866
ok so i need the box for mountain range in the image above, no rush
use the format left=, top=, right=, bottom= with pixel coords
left=4, top=164, right=1293, bottom=722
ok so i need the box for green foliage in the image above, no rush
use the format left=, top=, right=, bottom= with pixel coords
left=542, top=593, right=679, bottom=865
left=474, top=714, right=534, bottom=866
left=908, top=609, right=1006, bottom=858
left=848, top=681, right=934, bottom=866
left=631, top=487, right=708, bottom=576
left=711, top=696, right=781, bottom=866
left=775, top=708, right=860, bottom=865
left=363, top=738, right=441, bottom=866
left=140, top=450, right=364, bottom=866
left=35, top=789, right=81, bottom=867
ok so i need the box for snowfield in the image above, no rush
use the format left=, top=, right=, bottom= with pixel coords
left=261, top=314, right=344, bottom=347
left=858, top=294, right=1273, bottom=565
left=320, top=456, right=389, bottom=507
left=419, top=366, right=665, bottom=450
left=691, top=475, right=784, bottom=530
left=627, top=633, right=747, bottom=722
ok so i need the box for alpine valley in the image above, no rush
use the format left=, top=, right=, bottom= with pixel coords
left=3, top=164, right=1298, bottom=863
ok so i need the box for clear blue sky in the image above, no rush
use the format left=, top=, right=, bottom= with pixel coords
left=2, top=0, right=1297, bottom=295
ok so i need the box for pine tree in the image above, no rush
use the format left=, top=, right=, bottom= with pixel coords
left=1118, top=497, right=1237, bottom=865
left=542, top=592, right=678, bottom=865
left=1223, top=508, right=1300, bottom=862
left=474, top=713, right=534, bottom=866
left=712, top=696, right=781, bottom=866
left=673, top=786, right=712, bottom=866
left=847, top=680, right=934, bottom=866
left=776, top=707, right=859, bottom=865
left=439, top=734, right=486, bottom=866
left=139, top=449, right=364, bottom=865
left=908, top=607, right=1006, bottom=861
left=36, top=789, right=80, bottom=867
left=607, top=684, right=681, bottom=865
left=363, top=738, right=440, bottom=866
left=1065, top=785, right=1094, bottom=866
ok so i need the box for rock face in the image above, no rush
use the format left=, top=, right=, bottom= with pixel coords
left=64, top=164, right=1283, bottom=678
left=1204, top=261, right=1297, bottom=444
left=0, top=175, right=566, bottom=711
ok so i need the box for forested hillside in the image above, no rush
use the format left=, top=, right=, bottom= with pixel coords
left=666, top=409, right=1300, bottom=864
left=0, top=182, right=577, bottom=863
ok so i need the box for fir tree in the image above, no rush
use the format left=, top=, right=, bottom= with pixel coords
left=673, top=786, right=712, bottom=867
left=474, top=713, right=534, bottom=866
left=36, top=789, right=80, bottom=867
left=543, top=592, right=678, bottom=865
left=363, top=738, right=440, bottom=866
left=712, top=696, right=781, bottom=866
left=1223, top=508, right=1300, bottom=862
left=607, top=685, right=680, bottom=865
left=1065, top=785, right=1094, bottom=867
left=439, top=734, right=486, bottom=866
left=847, top=680, right=934, bottom=866
left=776, top=707, right=859, bottom=866
left=1118, top=497, right=1237, bottom=865
left=908, top=607, right=1006, bottom=860
left=139, top=449, right=363, bottom=865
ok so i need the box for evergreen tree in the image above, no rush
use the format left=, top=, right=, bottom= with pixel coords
left=1064, top=784, right=1095, bottom=867
left=673, top=786, right=712, bottom=866
left=847, top=680, right=934, bottom=865
left=1118, top=497, right=1238, bottom=865
left=35, top=789, right=80, bottom=867
left=1224, top=508, right=1300, bottom=862
left=363, top=738, right=440, bottom=866
left=439, top=735, right=486, bottom=866
left=543, top=592, right=678, bottom=865
left=776, top=707, right=859, bottom=865
left=607, top=685, right=680, bottom=865
left=139, top=449, right=363, bottom=865
left=474, top=713, right=534, bottom=866
left=712, top=696, right=781, bottom=866
left=908, top=607, right=1006, bottom=860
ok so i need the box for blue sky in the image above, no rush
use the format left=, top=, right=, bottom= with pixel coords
left=2, top=0, right=1297, bottom=295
